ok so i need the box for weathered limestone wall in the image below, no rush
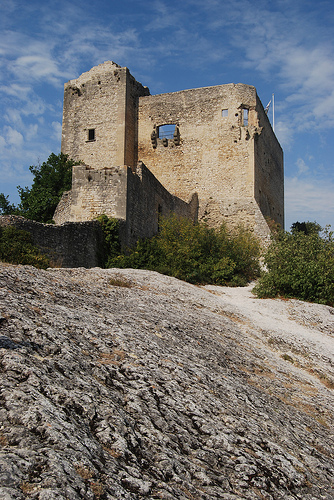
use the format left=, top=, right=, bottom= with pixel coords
left=0, top=216, right=104, bottom=268
left=253, top=103, right=284, bottom=227
left=137, top=85, right=256, bottom=206
left=54, top=162, right=198, bottom=248
left=137, top=84, right=283, bottom=235
left=54, top=165, right=128, bottom=224
left=125, top=162, right=198, bottom=247
left=61, top=61, right=149, bottom=170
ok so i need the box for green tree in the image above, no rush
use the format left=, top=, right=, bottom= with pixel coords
left=253, top=223, right=334, bottom=306
left=0, top=153, right=78, bottom=223
left=0, top=193, right=17, bottom=215
left=290, top=220, right=322, bottom=236
left=17, top=152, right=77, bottom=223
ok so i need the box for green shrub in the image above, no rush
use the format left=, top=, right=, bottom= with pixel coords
left=97, top=215, right=121, bottom=266
left=253, top=224, right=334, bottom=306
left=0, top=226, right=50, bottom=269
left=107, top=213, right=261, bottom=286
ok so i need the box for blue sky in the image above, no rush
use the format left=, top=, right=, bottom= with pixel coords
left=1, top=0, right=333, bottom=230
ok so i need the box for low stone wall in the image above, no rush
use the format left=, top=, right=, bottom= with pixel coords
left=124, top=162, right=198, bottom=247
left=0, top=216, right=105, bottom=268
left=53, top=161, right=199, bottom=248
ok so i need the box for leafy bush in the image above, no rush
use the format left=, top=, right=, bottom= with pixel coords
left=107, top=213, right=260, bottom=286
left=0, top=226, right=50, bottom=269
left=253, top=224, right=334, bottom=306
left=97, top=215, right=122, bottom=266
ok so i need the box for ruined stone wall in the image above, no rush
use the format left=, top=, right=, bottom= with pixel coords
left=0, top=216, right=104, bottom=268
left=54, top=162, right=198, bottom=248
left=124, top=71, right=150, bottom=168
left=54, top=165, right=128, bottom=224
left=61, top=62, right=149, bottom=170
left=125, top=162, right=198, bottom=247
left=59, top=62, right=284, bottom=240
left=137, top=84, right=283, bottom=235
left=138, top=84, right=257, bottom=210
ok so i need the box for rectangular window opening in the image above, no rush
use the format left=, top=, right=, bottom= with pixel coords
left=158, top=124, right=176, bottom=139
left=222, top=109, right=228, bottom=117
left=243, top=109, right=248, bottom=126
left=88, top=128, right=95, bottom=141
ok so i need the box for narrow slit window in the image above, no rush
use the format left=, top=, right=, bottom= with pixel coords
left=222, top=109, right=228, bottom=117
left=243, top=109, right=248, bottom=126
left=158, top=124, right=176, bottom=139
left=88, top=128, right=95, bottom=141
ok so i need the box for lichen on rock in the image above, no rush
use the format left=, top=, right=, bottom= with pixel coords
left=0, top=264, right=333, bottom=499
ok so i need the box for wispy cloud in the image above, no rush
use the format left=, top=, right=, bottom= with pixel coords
left=296, top=158, right=309, bottom=175
left=226, top=2, right=334, bottom=133
left=51, top=121, right=62, bottom=142
left=285, top=175, right=334, bottom=228
left=0, top=31, right=66, bottom=86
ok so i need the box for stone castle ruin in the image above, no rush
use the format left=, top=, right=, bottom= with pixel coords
left=54, top=61, right=284, bottom=246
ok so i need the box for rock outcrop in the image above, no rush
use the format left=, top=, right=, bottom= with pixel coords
left=0, top=264, right=333, bottom=499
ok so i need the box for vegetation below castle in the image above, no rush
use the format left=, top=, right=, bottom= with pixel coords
left=0, top=226, right=50, bottom=269
left=1, top=213, right=333, bottom=306
left=99, top=214, right=334, bottom=305
left=253, top=222, right=334, bottom=306
left=100, top=213, right=262, bottom=286
left=0, top=148, right=333, bottom=305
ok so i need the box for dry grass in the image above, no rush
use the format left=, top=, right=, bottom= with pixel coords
left=74, top=464, right=94, bottom=480
left=90, top=481, right=105, bottom=498
left=75, top=464, right=105, bottom=498
left=108, top=276, right=133, bottom=288
left=0, top=432, right=8, bottom=446
left=103, top=445, right=123, bottom=458
left=20, top=482, right=37, bottom=494
left=317, top=373, right=334, bottom=389
left=98, top=348, right=126, bottom=365
left=281, top=353, right=294, bottom=363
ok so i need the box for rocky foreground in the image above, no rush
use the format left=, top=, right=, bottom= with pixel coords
left=0, top=264, right=333, bottom=499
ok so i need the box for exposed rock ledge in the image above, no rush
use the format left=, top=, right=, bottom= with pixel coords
left=0, top=263, right=333, bottom=499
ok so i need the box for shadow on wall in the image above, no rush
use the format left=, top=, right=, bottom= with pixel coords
left=0, top=216, right=107, bottom=268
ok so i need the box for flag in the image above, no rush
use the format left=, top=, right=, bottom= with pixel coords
left=265, top=100, right=271, bottom=114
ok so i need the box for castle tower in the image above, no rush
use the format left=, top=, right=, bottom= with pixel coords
left=61, top=61, right=150, bottom=170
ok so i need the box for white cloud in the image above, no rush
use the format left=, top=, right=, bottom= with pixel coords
left=51, top=121, right=62, bottom=142
left=0, top=31, right=65, bottom=87
left=5, top=126, right=23, bottom=147
left=10, top=55, right=61, bottom=84
left=3, top=108, right=23, bottom=127
left=144, top=1, right=183, bottom=31
left=26, top=124, right=38, bottom=141
left=274, top=119, right=294, bottom=150
left=285, top=176, right=334, bottom=229
left=296, top=158, right=309, bottom=175
left=217, top=1, right=334, bottom=132
left=0, top=83, right=31, bottom=99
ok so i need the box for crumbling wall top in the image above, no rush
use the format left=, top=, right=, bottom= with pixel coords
left=65, top=61, right=122, bottom=87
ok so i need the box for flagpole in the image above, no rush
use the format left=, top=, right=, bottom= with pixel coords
left=272, top=93, right=275, bottom=132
